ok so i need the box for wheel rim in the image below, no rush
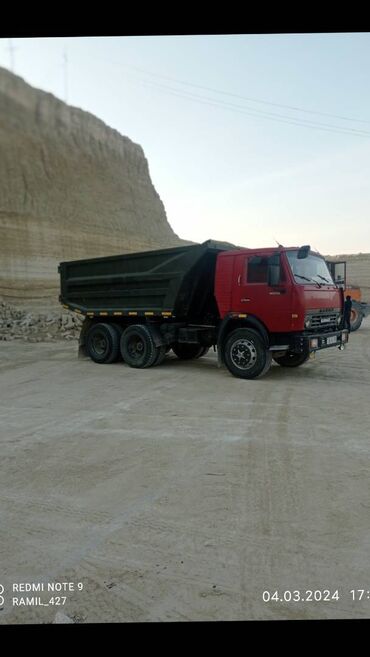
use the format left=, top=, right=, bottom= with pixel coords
left=230, top=338, right=258, bottom=370
left=127, top=335, right=145, bottom=362
left=91, top=332, right=108, bottom=356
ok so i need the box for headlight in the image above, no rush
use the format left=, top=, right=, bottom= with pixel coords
left=304, top=318, right=311, bottom=328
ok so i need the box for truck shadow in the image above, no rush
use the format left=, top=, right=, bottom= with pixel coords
left=151, top=354, right=367, bottom=385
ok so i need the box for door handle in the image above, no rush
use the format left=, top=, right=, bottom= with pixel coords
left=269, top=288, right=286, bottom=294
left=241, top=298, right=251, bottom=302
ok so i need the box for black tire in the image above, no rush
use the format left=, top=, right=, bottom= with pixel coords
left=273, top=350, right=310, bottom=367
left=172, top=344, right=209, bottom=360
left=86, top=323, right=120, bottom=364
left=111, top=323, right=125, bottom=361
left=350, top=305, right=363, bottom=332
left=152, top=345, right=167, bottom=366
left=223, top=328, right=272, bottom=379
left=120, top=324, right=158, bottom=368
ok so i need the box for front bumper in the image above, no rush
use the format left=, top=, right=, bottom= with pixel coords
left=294, top=329, right=349, bottom=352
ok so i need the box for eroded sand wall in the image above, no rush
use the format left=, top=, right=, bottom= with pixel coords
left=0, top=67, right=183, bottom=309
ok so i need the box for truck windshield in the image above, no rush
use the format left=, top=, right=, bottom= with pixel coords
left=286, top=250, right=334, bottom=285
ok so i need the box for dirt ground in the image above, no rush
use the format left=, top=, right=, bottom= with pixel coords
left=1, top=319, right=370, bottom=623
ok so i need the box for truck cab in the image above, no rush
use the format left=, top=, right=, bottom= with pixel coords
left=215, top=245, right=348, bottom=377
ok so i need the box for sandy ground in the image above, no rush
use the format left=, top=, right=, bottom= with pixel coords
left=1, top=319, right=370, bottom=623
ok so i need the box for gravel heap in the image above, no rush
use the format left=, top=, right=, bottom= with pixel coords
left=0, top=300, right=83, bottom=342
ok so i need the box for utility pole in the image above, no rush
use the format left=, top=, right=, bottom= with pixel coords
left=7, top=39, right=17, bottom=73
left=63, top=47, right=68, bottom=103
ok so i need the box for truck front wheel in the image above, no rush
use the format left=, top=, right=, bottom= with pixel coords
left=120, top=324, right=159, bottom=368
left=223, top=328, right=272, bottom=379
left=86, top=323, right=120, bottom=364
left=273, top=350, right=310, bottom=367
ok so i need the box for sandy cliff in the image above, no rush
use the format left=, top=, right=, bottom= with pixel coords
left=0, top=67, right=182, bottom=308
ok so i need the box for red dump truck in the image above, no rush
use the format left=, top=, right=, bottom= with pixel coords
left=58, top=240, right=349, bottom=379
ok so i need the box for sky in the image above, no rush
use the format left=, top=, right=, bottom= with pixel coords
left=0, top=33, right=369, bottom=255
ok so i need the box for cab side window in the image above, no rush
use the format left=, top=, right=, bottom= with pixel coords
left=247, top=256, right=269, bottom=283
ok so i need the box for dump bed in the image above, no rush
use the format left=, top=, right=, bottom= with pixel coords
left=59, top=240, right=228, bottom=320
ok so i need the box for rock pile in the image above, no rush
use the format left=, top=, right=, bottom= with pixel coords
left=0, top=300, right=83, bottom=342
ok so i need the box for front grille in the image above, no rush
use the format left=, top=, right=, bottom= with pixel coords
left=306, top=310, right=340, bottom=332
left=310, top=313, right=338, bottom=329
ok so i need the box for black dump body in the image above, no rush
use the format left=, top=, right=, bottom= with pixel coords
left=59, top=240, right=229, bottom=322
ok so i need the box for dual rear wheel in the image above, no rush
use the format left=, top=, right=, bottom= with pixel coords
left=120, top=324, right=166, bottom=368
left=86, top=323, right=208, bottom=368
left=86, top=322, right=165, bottom=367
left=85, top=323, right=120, bottom=364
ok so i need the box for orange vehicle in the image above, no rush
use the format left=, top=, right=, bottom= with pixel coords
left=326, top=260, right=370, bottom=331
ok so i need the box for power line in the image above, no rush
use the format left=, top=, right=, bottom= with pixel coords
left=129, top=65, right=370, bottom=126
left=131, top=76, right=370, bottom=138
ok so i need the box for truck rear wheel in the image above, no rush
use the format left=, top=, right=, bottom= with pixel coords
left=120, top=324, right=159, bottom=368
left=273, top=350, right=310, bottom=367
left=152, top=345, right=167, bottom=366
left=111, top=323, right=125, bottom=360
left=86, top=323, right=120, bottom=364
left=172, top=344, right=209, bottom=360
left=223, top=328, right=272, bottom=379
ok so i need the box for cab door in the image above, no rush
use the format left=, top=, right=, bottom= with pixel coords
left=231, top=252, right=292, bottom=332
